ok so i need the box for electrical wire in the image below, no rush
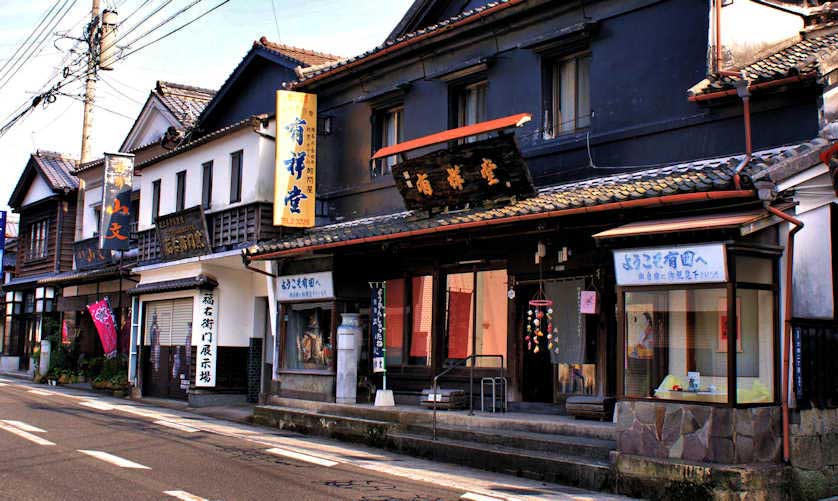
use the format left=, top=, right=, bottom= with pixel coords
left=0, top=0, right=62, bottom=79
left=99, top=75, right=144, bottom=104
left=0, top=0, right=78, bottom=93
left=0, top=0, right=233, bottom=138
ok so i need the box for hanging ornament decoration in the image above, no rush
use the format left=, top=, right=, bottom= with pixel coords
left=526, top=240, right=559, bottom=355
left=527, top=297, right=554, bottom=355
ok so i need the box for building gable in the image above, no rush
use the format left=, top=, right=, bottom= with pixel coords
left=387, top=0, right=494, bottom=40
left=121, top=97, right=180, bottom=151
left=21, top=174, right=54, bottom=207
left=194, top=40, right=341, bottom=135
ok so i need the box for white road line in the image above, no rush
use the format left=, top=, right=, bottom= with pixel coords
left=0, top=382, right=8, bottom=386
left=154, top=420, right=200, bottom=433
left=461, top=493, right=508, bottom=501
left=28, top=389, right=53, bottom=396
left=77, top=450, right=150, bottom=469
left=265, top=447, right=339, bottom=467
left=163, top=490, right=209, bottom=501
left=79, top=400, right=115, bottom=411
left=1, top=420, right=46, bottom=433
left=0, top=422, right=55, bottom=446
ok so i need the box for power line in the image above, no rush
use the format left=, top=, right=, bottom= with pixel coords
left=58, top=91, right=133, bottom=119
left=0, top=0, right=79, bottom=93
left=0, top=1, right=62, bottom=82
left=99, top=75, right=144, bottom=104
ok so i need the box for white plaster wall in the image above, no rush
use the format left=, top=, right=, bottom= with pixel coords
left=202, top=262, right=255, bottom=347
left=123, top=100, right=179, bottom=151
left=709, top=0, right=803, bottom=70
left=21, top=175, right=53, bottom=206
left=137, top=123, right=276, bottom=231
left=793, top=204, right=834, bottom=319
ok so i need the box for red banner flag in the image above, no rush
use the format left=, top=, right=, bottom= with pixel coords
left=87, top=298, right=118, bottom=358
left=61, top=320, right=70, bottom=345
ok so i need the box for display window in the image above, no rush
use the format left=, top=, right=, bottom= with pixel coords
left=620, top=250, right=778, bottom=406
left=281, top=303, right=334, bottom=372
left=444, top=269, right=507, bottom=368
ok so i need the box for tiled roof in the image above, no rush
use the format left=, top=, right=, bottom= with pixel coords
left=153, top=80, right=216, bottom=128
left=691, top=30, right=838, bottom=97
left=128, top=274, right=218, bottom=296
left=32, top=150, right=79, bottom=190
left=135, top=114, right=268, bottom=171
left=245, top=139, right=826, bottom=259
left=295, top=0, right=520, bottom=83
left=255, top=37, right=342, bottom=67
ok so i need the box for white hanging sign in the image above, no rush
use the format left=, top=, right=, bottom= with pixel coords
left=277, top=272, right=334, bottom=301
left=614, top=243, right=727, bottom=286
left=195, top=289, right=218, bottom=387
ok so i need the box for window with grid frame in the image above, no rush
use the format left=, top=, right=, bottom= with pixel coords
left=371, top=105, right=404, bottom=178
left=26, top=219, right=49, bottom=261
left=544, top=52, right=591, bottom=139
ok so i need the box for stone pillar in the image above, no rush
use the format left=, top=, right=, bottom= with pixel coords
left=335, top=313, right=361, bottom=404
left=38, top=339, right=51, bottom=376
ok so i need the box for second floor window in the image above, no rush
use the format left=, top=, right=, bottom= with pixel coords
left=151, top=179, right=161, bottom=222
left=202, top=161, right=213, bottom=210
left=26, top=220, right=49, bottom=260
left=545, top=52, right=591, bottom=138
left=230, top=150, right=243, bottom=203
left=372, top=105, right=404, bottom=177
left=176, top=170, right=186, bottom=212
left=455, top=80, right=488, bottom=142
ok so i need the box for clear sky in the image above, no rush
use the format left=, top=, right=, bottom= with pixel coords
left=0, top=0, right=414, bottom=212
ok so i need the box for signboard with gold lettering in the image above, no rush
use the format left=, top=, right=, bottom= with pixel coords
left=100, top=153, right=135, bottom=250
left=391, top=135, right=535, bottom=211
left=274, top=90, right=317, bottom=227
left=155, top=206, right=211, bottom=262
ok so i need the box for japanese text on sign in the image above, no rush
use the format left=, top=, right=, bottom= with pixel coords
left=613, top=243, right=727, bottom=286
left=277, top=272, right=334, bottom=301
left=274, top=90, right=317, bottom=228
left=100, top=153, right=134, bottom=250
left=194, top=290, right=218, bottom=387
left=371, top=283, right=386, bottom=373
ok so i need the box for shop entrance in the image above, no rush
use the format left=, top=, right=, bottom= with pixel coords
left=142, top=298, right=193, bottom=400
left=518, top=284, right=553, bottom=403
left=518, top=278, right=593, bottom=405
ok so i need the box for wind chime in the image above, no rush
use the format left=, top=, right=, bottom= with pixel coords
left=525, top=241, right=559, bottom=355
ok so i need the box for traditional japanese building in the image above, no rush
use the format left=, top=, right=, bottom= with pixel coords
left=126, top=40, right=341, bottom=404
left=38, top=81, right=217, bottom=371
left=3, top=151, right=78, bottom=372
left=241, top=0, right=838, bottom=498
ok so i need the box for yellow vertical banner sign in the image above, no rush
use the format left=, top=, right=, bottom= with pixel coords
left=274, top=90, right=317, bottom=227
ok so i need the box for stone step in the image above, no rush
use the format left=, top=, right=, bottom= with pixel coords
left=408, top=424, right=616, bottom=460
left=388, top=432, right=613, bottom=492
left=265, top=396, right=617, bottom=441
left=253, top=405, right=396, bottom=447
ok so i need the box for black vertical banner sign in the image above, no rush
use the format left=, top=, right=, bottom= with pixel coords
left=100, top=153, right=135, bottom=250
left=371, top=283, right=386, bottom=373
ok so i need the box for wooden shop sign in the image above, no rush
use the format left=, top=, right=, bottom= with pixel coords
left=155, top=206, right=211, bottom=261
left=74, top=237, right=114, bottom=271
left=391, top=134, right=535, bottom=211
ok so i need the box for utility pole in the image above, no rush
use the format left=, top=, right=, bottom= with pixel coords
left=75, top=0, right=100, bottom=240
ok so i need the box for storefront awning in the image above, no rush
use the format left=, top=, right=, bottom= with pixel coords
left=592, top=209, right=783, bottom=240
left=37, top=266, right=134, bottom=286
left=128, top=274, right=218, bottom=296
left=2, top=273, right=53, bottom=290
left=371, top=112, right=531, bottom=160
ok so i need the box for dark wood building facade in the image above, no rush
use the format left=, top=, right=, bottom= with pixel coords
left=3, top=151, right=79, bottom=371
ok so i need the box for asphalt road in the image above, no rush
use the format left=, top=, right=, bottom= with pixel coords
left=0, top=378, right=631, bottom=501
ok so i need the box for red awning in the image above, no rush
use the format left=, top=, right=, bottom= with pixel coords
left=371, top=112, right=531, bottom=160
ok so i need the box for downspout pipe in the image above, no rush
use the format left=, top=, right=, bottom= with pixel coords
left=242, top=254, right=279, bottom=278
left=764, top=203, right=803, bottom=464
left=732, top=75, right=752, bottom=190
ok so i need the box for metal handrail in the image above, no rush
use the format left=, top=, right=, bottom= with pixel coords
left=431, top=354, right=504, bottom=440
